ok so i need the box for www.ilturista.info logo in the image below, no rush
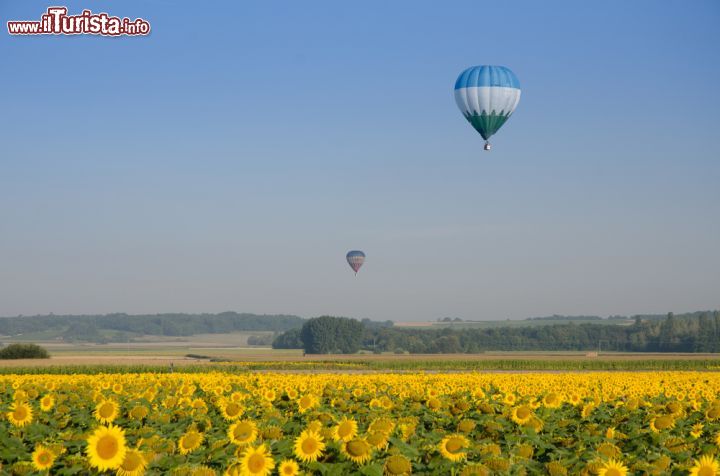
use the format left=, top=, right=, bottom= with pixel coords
left=7, top=7, right=150, bottom=36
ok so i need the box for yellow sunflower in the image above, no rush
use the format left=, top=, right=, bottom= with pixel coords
left=86, top=424, right=127, bottom=471
left=191, top=398, right=208, bottom=412
left=117, top=449, right=147, bottom=476
left=426, top=397, right=442, bottom=411
left=278, top=459, right=300, bottom=476
left=705, top=405, right=720, bottom=421
left=546, top=461, right=568, bottom=476
left=224, top=463, right=242, bottom=476
left=39, top=394, right=55, bottom=412
left=649, top=415, right=675, bottom=433
left=341, top=438, right=373, bottom=465
left=568, top=393, right=583, bottom=407
left=178, top=430, right=204, bottom=455
left=438, top=434, right=469, bottom=462
left=221, top=401, right=244, bottom=421
left=293, top=430, right=325, bottom=463
left=94, top=399, right=119, bottom=424
left=515, top=444, right=534, bottom=459
left=297, top=394, right=318, bottom=413
left=262, top=389, right=276, bottom=402
left=526, top=416, right=544, bottom=432
left=228, top=420, right=258, bottom=446
left=369, top=417, right=395, bottom=435
left=581, top=403, right=596, bottom=419
left=366, top=430, right=389, bottom=450
left=333, top=417, right=359, bottom=442
left=598, top=459, right=628, bottom=476
left=7, top=401, right=33, bottom=427
left=666, top=401, right=685, bottom=417
left=459, top=463, right=490, bottom=476
left=31, top=445, right=56, bottom=471
left=384, top=455, right=412, bottom=475
left=457, top=419, right=476, bottom=433
left=239, top=443, right=275, bottom=476
left=542, top=392, right=562, bottom=409
left=191, top=465, right=216, bottom=476
left=510, top=405, right=533, bottom=425
left=129, top=405, right=149, bottom=421
left=689, top=455, right=719, bottom=476
left=502, top=393, right=517, bottom=406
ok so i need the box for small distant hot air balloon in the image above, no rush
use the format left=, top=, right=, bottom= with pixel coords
left=346, top=250, right=365, bottom=275
left=454, top=65, right=521, bottom=150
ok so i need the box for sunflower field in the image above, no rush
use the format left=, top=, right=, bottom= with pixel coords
left=1, top=371, right=720, bottom=475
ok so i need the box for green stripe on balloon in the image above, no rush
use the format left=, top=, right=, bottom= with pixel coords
left=463, top=111, right=511, bottom=140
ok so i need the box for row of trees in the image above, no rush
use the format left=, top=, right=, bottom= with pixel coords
left=273, top=317, right=392, bottom=353
left=274, top=312, right=720, bottom=354
left=0, top=312, right=304, bottom=341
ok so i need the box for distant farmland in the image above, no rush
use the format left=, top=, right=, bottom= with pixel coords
left=395, top=317, right=635, bottom=329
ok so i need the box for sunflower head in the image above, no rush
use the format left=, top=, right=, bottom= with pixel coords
left=86, top=424, right=127, bottom=472
left=191, top=465, right=216, bottom=476
left=7, top=402, right=33, bottom=427
left=457, top=419, right=476, bottom=433
left=459, top=463, right=490, bottom=476
left=439, top=434, right=469, bottom=462
left=117, top=449, right=147, bottom=476
left=706, top=405, right=720, bottom=421
left=94, top=400, right=119, bottom=424
left=342, top=438, right=373, bottom=465
left=31, top=445, right=56, bottom=471
left=546, top=461, right=568, bottom=476
left=598, top=459, right=629, bottom=476
left=426, top=397, right=442, bottom=410
left=366, top=431, right=389, bottom=450
left=510, top=405, right=533, bottom=425
left=178, top=430, right=204, bottom=455
left=221, top=401, right=244, bottom=420
left=293, top=430, right=325, bottom=463
left=278, top=459, right=300, bottom=476
left=240, top=444, right=275, bottom=476
left=384, top=455, right=412, bottom=476
left=297, top=394, right=317, bottom=413
left=597, top=442, right=622, bottom=459
left=40, top=395, right=55, bottom=412
left=515, top=443, right=534, bottom=459
left=333, top=417, right=358, bottom=442
left=689, top=455, right=719, bottom=476
left=543, top=392, right=562, bottom=409
left=261, top=425, right=283, bottom=440
left=650, top=415, right=675, bottom=433
left=485, top=457, right=510, bottom=472
left=581, top=403, right=596, bottom=419
left=228, top=420, right=258, bottom=446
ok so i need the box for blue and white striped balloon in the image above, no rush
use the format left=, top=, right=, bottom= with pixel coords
left=454, top=65, right=521, bottom=147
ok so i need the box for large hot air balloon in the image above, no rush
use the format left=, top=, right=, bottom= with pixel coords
left=454, top=65, right=521, bottom=150
left=346, top=250, right=365, bottom=275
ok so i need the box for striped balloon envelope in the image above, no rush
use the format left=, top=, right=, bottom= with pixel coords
left=454, top=65, right=521, bottom=150
left=346, top=250, right=365, bottom=275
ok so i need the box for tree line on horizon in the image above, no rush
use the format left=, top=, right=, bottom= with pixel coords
left=274, top=311, right=720, bottom=354
left=0, top=312, right=304, bottom=343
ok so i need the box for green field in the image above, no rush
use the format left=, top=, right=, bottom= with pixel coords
left=396, top=318, right=635, bottom=329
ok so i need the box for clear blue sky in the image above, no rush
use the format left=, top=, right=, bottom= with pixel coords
left=1, top=1, right=718, bottom=321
